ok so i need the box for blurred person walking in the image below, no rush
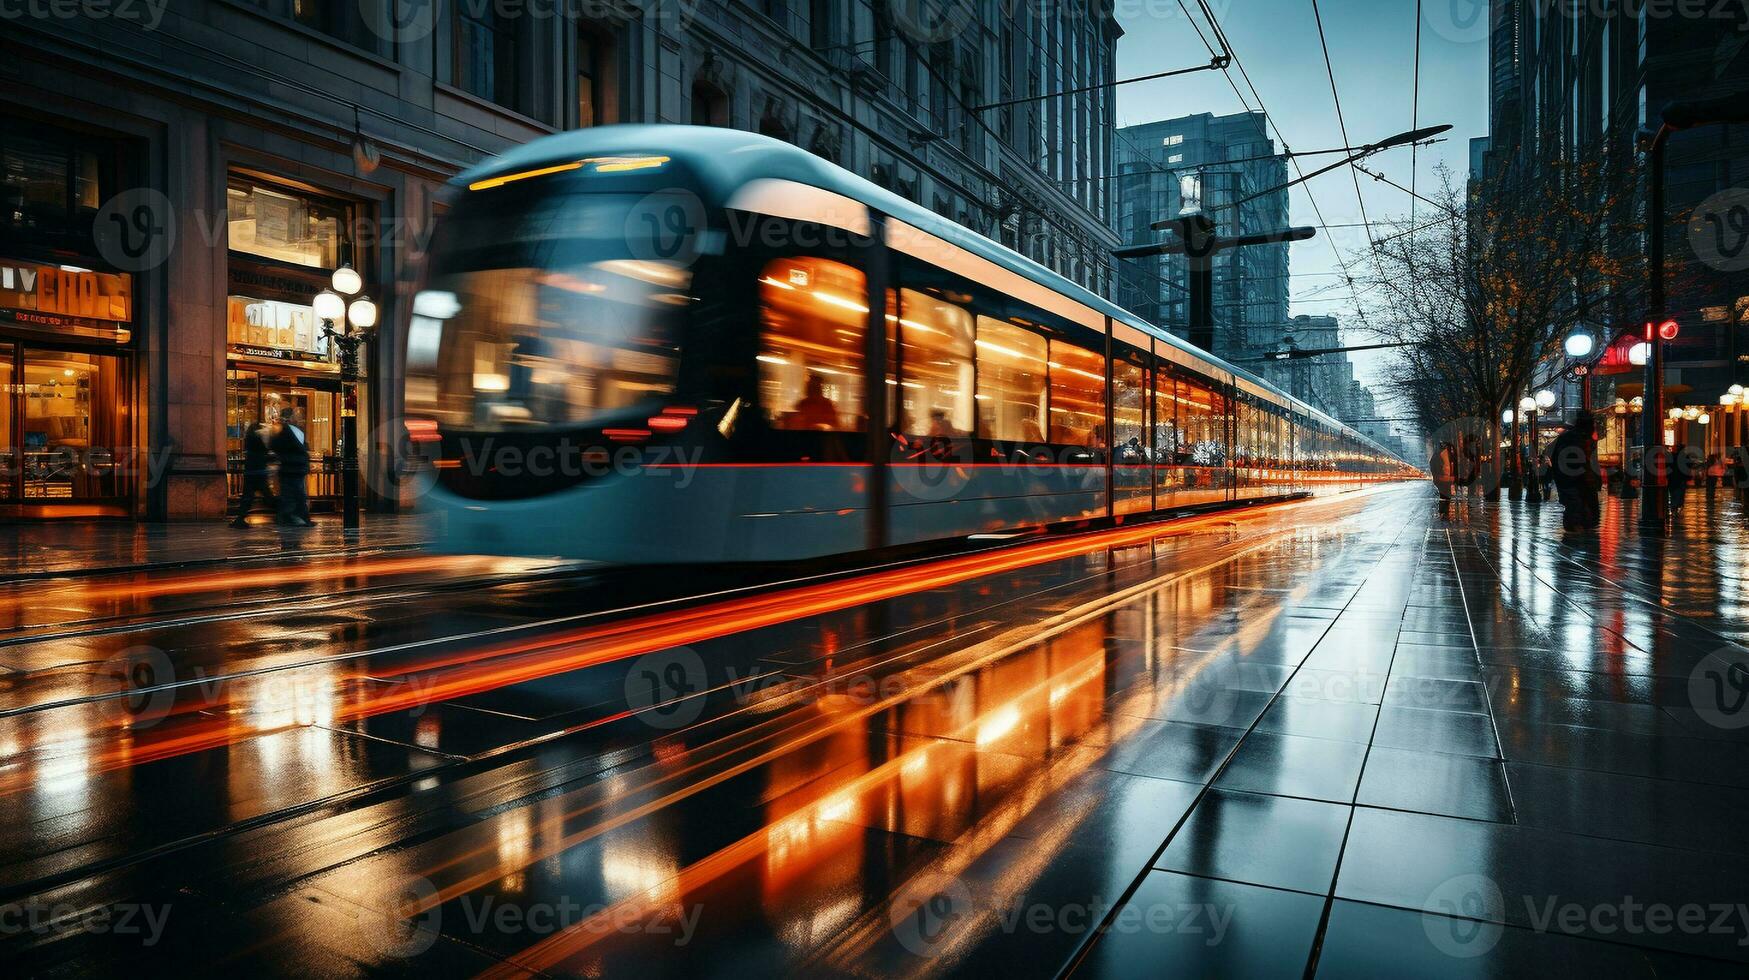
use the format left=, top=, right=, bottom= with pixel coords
left=230, top=420, right=276, bottom=527
left=1550, top=411, right=1602, bottom=532
left=271, top=407, right=314, bottom=527
left=1432, top=441, right=1459, bottom=519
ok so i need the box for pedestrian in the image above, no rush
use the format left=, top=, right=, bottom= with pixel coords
left=231, top=420, right=277, bottom=527
left=1459, top=435, right=1480, bottom=503
left=1707, top=453, right=1725, bottom=493
left=1550, top=411, right=1602, bottom=531
left=1667, top=442, right=1691, bottom=514
left=271, top=407, right=314, bottom=527
left=1432, top=440, right=1458, bottom=518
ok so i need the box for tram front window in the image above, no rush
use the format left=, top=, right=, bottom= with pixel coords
left=408, top=191, right=690, bottom=430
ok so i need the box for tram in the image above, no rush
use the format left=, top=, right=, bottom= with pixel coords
left=404, top=126, right=1416, bottom=563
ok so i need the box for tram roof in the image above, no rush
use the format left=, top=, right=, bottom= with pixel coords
left=454, top=126, right=1400, bottom=461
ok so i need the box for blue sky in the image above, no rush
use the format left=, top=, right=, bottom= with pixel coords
left=1113, top=0, right=1490, bottom=390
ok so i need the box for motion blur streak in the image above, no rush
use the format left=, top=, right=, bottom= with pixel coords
left=386, top=521, right=1303, bottom=964
left=25, top=490, right=1390, bottom=793
left=1, top=554, right=498, bottom=609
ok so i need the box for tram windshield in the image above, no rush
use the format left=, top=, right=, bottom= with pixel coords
left=406, top=190, right=691, bottom=430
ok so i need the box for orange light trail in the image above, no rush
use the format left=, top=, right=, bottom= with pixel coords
left=10, top=488, right=1409, bottom=791
left=0, top=555, right=495, bottom=610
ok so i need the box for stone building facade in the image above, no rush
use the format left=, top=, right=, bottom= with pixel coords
left=1, top=0, right=1120, bottom=521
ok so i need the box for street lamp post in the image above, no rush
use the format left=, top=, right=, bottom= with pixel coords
left=312, top=265, right=377, bottom=532
left=1565, top=330, right=1595, bottom=411
left=1521, top=395, right=1543, bottom=504
left=1504, top=407, right=1521, bottom=500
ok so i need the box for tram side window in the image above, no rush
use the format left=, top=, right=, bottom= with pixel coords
left=1178, top=374, right=1223, bottom=465
left=1153, top=364, right=1178, bottom=460
left=1049, top=340, right=1105, bottom=448
left=759, top=257, right=866, bottom=432
left=974, top=316, right=1048, bottom=443
left=1233, top=394, right=1251, bottom=467
left=1112, top=355, right=1146, bottom=459
left=896, top=288, right=976, bottom=438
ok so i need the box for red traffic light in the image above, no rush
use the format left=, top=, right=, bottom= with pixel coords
left=1644, top=319, right=1679, bottom=341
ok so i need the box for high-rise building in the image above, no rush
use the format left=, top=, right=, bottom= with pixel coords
left=1112, top=111, right=1291, bottom=362
left=1, top=0, right=1122, bottom=521
left=1483, top=0, right=1749, bottom=448
left=1281, top=314, right=1365, bottom=420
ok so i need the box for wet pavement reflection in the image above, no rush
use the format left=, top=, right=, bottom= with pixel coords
left=6, top=485, right=1749, bottom=976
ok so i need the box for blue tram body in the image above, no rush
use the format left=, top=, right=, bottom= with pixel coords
left=404, top=126, right=1416, bottom=562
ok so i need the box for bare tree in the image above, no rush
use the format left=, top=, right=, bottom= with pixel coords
left=1364, top=156, right=1639, bottom=493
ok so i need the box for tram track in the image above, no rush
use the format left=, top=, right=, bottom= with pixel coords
left=0, top=493, right=1343, bottom=917
left=0, top=559, right=593, bottom=652
left=0, top=491, right=1387, bottom=725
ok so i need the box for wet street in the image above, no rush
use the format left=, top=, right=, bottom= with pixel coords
left=4, top=486, right=1749, bottom=977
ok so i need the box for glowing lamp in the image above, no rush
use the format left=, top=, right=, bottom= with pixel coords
left=331, top=264, right=363, bottom=296
left=1731, top=384, right=1746, bottom=397
left=312, top=289, right=345, bottom=323
left=1502, top=409, right=1515, bottom=424
left=1670, top=407, right=1685, bottom=420
left=1700, top=413, right=1712, bottom=425
left=1564, top=331, right=1594, bottom=358
left=1519, top=396, right=1537, bottom=413
left=1535, top=390, right=1556, bottom=410
left=346, top=296, right=378, bottom=330
left=1628, top=342, right=1649, bottom=366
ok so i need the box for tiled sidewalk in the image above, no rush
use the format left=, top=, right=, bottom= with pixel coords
left=0, top=513, right=429, bottom=579
left=1072, top=491, right=1749, bottom=976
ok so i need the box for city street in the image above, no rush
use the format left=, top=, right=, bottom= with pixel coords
left=3, top=487, right=1749, bottom=975
left=6, top=0, right=1749, bottom=975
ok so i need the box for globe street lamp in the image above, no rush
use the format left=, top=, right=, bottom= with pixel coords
left=1521, top=395, right=1546, bottom=504
left=1565, top=330, right=1596, bottom=410
left=313, top=267, right=377, bottom=532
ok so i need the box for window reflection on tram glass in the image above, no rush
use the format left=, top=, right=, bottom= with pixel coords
left=895, top=288, right=975, bottom=439
left=973, top=316, right=1047, bottom=443
left=758, top=257, right=866, bottom=432
left=408, top=192, right=688, bottom=429
left=1048, top=340, right=1104, bottom=448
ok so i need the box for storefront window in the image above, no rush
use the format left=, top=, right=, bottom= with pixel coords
left=226, top=296, right=328, bottom=361
left=226, top=177, right=347, bottom=269
left=20, top=348, right=123, bottom=500
left=0, top=355, right=12, bottom=500
left=224, top=171, right=366, bottom=508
